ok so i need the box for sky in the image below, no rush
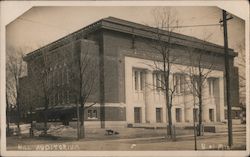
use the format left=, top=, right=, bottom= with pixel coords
left=6, top=6, right=245, bottom=56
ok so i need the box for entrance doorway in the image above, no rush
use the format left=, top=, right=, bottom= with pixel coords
left=134, top=107, right=141, bottom=123
left=156, top=108, right=162, bottom=123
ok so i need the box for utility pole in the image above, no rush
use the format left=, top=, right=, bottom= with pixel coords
left=220, top=9, right=233, bottom=148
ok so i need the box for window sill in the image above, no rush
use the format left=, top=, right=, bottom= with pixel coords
left=87, top=118, right=98, bottom=120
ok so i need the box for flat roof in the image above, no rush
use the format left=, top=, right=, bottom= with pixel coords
left=24, top=16, right=236, bottom=61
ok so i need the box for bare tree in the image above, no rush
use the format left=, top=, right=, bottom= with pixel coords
left=6, top=47, right=26, bottom=135
left=19, top=75, right=37, bottom=137
left=28, top=46, right=54, bottom=135
left=6, top=93, right=11, bottom=136
left=69, top=40, right=98, bottom=139
left=148, top=7, right=179, bottom=139
left=184, top=35, right=215, bottom=136
left=236, top=42, right=245, bottom=105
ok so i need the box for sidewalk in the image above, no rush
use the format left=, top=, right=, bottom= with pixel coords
left=7, top=129, right=246, bottom=151
left=15, top=123, right=246, bottom=141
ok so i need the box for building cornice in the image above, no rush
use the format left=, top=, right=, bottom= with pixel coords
left=23, top=16, right=237, bottom=62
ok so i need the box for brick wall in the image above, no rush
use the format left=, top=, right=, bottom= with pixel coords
left=101, top=29, right=237, bottom=106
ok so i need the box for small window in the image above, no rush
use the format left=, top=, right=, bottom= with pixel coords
left=88, top=109, right=98, bottom=119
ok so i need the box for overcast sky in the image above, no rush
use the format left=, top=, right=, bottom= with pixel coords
left=6, top=6, right=245, bottom=59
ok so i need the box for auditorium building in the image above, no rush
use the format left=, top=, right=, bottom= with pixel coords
left=19, top=17, right=240, bottom=127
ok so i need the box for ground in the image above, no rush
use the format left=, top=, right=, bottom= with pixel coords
left=6, top=124, right=246, bottom=151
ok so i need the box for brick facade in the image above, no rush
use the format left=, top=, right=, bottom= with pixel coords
left=20, top=17, right=239, bottom=126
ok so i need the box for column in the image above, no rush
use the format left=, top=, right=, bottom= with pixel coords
left=145, top=70, right=155, bottom=123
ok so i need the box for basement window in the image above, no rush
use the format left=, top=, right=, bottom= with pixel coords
left=87, top=109, right=98, bottom=119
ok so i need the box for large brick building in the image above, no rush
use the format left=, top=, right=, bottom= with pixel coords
left=19, top=17, right=239, bottom=127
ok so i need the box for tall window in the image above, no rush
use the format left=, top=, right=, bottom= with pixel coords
left=173, top=74, right=185, bottom=94
left=140, top=71, right=145, bottom=90
left=208, top=78, right=215, bottom=97
left=134, top=70, right=139, bottom=90
left=66, top=90, right=70, bottom=103
left=133, top=69, right=145, bottom=91
left=153, top=72, right=164, bottom=91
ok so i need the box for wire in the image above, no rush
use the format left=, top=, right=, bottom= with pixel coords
left=17, top=17, right=71, bottom=33
left=160, top=23, right=222, bottom=29
left=18, top=17, right=222, bottom=31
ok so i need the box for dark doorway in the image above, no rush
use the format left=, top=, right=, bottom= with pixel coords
left=156, top=108, right=162, bottom=123
left=134, top=107, right=141, bottom=123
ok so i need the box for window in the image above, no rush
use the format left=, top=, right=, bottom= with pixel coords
left=156, top=108, right=162, bottom=123
left=209, top=109, right=214, bottom=122
left=51, top=70, right=55, bottom=88
left=62, top=90, right=65, bottom=104
left=193, top=108, right=199, bottom=122
left=57, top=92, right=60, bottom=105
left=208, top=78, right=215, bottom=97
left=134, top=71, right=139, bottom=90
left=176, top=108, right=182, bottom=122
left=66, top=90, right=70, bottom=103
left=66, top=69, right=69, bottom=84
left=153, top=72, right=164, bottom=91
left=59, top=90, right=63, bottom=105
left=174, top=74, right=185, bottom=94
left=140, top=71, right=145, bottom=90
left=134, top=107, right=141, bottom=123
left=61, top=68, right=64, bottom=85
left=54, top=92, right=58, bottom=105
left=88, top=109, right=98, bottom=119
left=133, top=69, right=145, bottom=91
left=49, top=95, right=53, bottom=106
left=191, top=75, right=199, bottom=94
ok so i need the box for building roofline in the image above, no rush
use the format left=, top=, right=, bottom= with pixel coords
left=102, top=17, right=236, bottom=56
left=24, top=16, right=237, bottom=61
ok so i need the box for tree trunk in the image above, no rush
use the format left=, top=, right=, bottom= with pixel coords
left=198, top=92, right=203, bottom=136
left=29, top=107, right=34, bottom=137
left=76, top=99, right=80, bottom=140
left=80, top=121, right=85, bottom=139
left=193, top=108, right=197, bottom=150
left=167, top=105, right=173, bottom=137
left=79, top=105, right=85, bottom=139
left=43, top=103, right=48, bottom=135
left=44, top=113, right=48, bottom=134
left=6, top=95, right=10, bottom=136
left=16, top=101, right=21, bottom=135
